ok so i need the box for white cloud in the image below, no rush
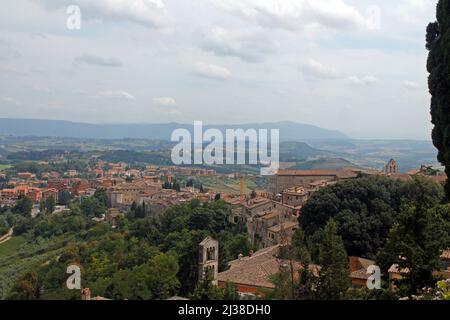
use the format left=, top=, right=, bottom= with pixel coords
left=0, top=0, right=434, bottom=139
left=300, top=59, right=378, bottom=86
left=194, top=62, right=231, bottom=80
left=201, top=26, right=276, bottom=63
left=32, top=85, right=52, bottom=93
left=346, top=75, right=378, bottom=85
left=0, top=38, right=21, bottom=60
left=299, top=59, right=339, bottom=79
left=37, top=0, right=169, bottom=28
left=72, top=89, right=89, bottom=95
left=75, top=53, right=123, bottom=67
left=390, top=0, right=432, bottom=24
left=0, top=65, right=27, bottom=76
left=0, top=96, right=20, bottom=105
left=209, top=0, right=377, bottom=31
left=153, top=97, right=177, bottom=106
left=402, top=81, right=421, bottom=89
left=97, top=90, right=135, bottom=100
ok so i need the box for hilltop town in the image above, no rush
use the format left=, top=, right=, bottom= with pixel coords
left=1, top=152, right=448, bottom=300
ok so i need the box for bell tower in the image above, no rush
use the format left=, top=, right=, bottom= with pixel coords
left=198, top=237, right=219, bottom=285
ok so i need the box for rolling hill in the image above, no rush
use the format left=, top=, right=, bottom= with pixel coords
left=0, top=119, right=348, bottom=141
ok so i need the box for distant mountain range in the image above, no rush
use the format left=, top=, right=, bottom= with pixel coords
left=0, top=118, right=348, bottom=141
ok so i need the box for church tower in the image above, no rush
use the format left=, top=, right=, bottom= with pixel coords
left=198, top=237, right=219, bottom=285
left=384, top=159, right=399, bottom=174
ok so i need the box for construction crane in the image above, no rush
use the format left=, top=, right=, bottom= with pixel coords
left=240, top=175, right=245, bottom=204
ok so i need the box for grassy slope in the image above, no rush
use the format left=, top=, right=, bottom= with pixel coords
left=0, top=164, right=11, bottom=171
left=0, top=234, right=75, bottom=299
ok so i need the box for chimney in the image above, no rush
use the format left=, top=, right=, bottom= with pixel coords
left=249, top=250, right=254, bottom=257
left=82, top=288, right=91, bottom=301
left=238, top=253, right=244, bottom=260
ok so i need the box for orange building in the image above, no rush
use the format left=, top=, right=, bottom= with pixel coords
left=42, top=188, right=58, bottom=203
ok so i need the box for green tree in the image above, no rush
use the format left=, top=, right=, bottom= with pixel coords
left=41, top=195, right=56, bottom=214
left=58, top=190, right=72, bottom=205
left=8, top=271, right=42, bottom=300
left=300, top=176, right=444, bottom=257
left=291, top=228, right=312, bottom=264
left=145, top=252, right=180, bottom=299
left=94, top=188, right=108, bottom=207
left=172, top=181, right=181, bottom=192
left=267, top=268, right=295, bottom=300
left=13, top=215, right=34, bottom=235
left=105, top=252, right=179, bottom=300
left=80, top=196, right=106, bottom=218
left=191, top=272, right=224, bottom=300
left=427, top=0, right=450, bottom=197
left=377, top=204, right=450, bottom=296
left=314, top=219, right=350, bottom=300
left=13, top=195, right=33, bottom=216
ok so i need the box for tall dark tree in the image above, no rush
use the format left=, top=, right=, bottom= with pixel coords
left=315, top=219, right=350, bottom=300
left=41, top=195, right=56, bottom=214
left=58, top=190, right=72, bottom=205
left=94, top=188, right=108, bottom=207
left=427, top=0, right=450, bottom=198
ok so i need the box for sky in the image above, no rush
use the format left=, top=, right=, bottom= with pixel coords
left=0, top=0, right=439, bottom=140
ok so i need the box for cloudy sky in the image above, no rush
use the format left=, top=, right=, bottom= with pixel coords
left=0, top=0, right=438, bottom=139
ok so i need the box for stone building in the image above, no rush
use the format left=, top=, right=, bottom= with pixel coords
left=247, top=209, right=299, bottom=249
left=384, top=159, right=399, bottom=174
left=198, top=237, right=219, bottom=285
left=266, top=221, right=299, bottom=247
left=268, top=169, right=358, bottom=196
left=281, top=186, right=309, bottom=207
left=107, top=180, right=162, bottom=207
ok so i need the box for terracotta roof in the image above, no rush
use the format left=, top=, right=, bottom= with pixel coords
left=261, top=211, right=282, bottom=220
left=349, top=257, right=376, bottom=280
left=244, top=198, right=271, bottom=209
left=356, top=257, right=375, bottom=269
left=218, top=245, right=298, bottom=289
left=283, top=186, right=308, bottom=194
left=388, top=264, right=410, bottom=274
left=387, top=174, right=413, bottom=182
left=267, top=221, right=299, bottom=233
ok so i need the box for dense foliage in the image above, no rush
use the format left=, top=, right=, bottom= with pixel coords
left=300, top=176, right=444, bottom=258
left=377, top=204, right=450, bottom=296
left=427, top=0, right=450, bottom=197
left=4, top=198, right=247, bottom=300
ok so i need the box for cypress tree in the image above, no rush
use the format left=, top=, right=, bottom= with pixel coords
left=315, top=219, right=350, bottom=300
left=427, top=0, right=450, bottom=197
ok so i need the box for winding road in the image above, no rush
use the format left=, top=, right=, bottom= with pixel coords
left=0, top=228, right=13, bottom=245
